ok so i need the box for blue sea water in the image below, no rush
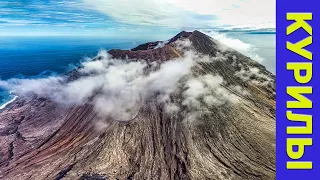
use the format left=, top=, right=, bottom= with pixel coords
left=226, top=32, right=275, bottom=73
left=0, top=36, right=139, bottom=108
left=0, top=33, right=275, bottom=109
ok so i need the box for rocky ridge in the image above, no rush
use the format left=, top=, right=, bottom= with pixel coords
left=0, top=30, right=275, bottom=180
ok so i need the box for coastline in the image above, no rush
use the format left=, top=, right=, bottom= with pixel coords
left=0, top=95, right=18, bottom=110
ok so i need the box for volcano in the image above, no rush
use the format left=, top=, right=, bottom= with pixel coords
left=0, top=31, right=275, bottom=180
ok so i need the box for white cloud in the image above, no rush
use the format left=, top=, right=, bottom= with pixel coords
left=181, top=73, right=240, bottom=122
left=0, top=42, right=244, bottom=122
left=0, top=77, right=65, bottom=97
left=182, top=74, right=239, bottom=109
left=82, top=0, right=275, bottom=29
left=202, top=30, right=264, bottom=62
left=164, top=103, right=180, bottom=114
left=235, top=67, right=274, bottom=86
left=0, top=46, right=195, bottom=120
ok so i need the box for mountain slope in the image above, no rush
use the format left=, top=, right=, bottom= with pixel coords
left=0, top=30, right=275, bottom=180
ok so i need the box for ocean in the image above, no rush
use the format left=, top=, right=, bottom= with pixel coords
left=0, top=36, right=138, bottom=108
left=0, top=33, right=275, bottom=109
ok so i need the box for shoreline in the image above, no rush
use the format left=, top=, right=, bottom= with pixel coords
left=0, top=95, right=18, bottom=110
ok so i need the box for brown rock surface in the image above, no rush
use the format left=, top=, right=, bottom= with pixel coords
left=0, top=31, right=275, bottom=180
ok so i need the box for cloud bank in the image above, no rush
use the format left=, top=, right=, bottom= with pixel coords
left=202, top=30, right=264, bottom=62
left=82, top=0, right=275, bottom=29
left=0, top=45, right=244, bottom=121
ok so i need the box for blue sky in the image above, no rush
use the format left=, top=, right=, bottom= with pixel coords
left=0, top=0, right=275, bottom=37
left=0, top=0, right=128, bottom=36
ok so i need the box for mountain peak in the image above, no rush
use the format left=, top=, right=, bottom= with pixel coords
left=0, top=30, right=275, bottom=180
left=130, top=30, right=193, bottom=51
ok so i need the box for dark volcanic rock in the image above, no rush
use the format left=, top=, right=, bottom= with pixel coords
left=130, top=30, right=192, bottom=52
left=0, top=30, right=275, bottom=180
left=168, top=30, right=193, bottom=44
left=131, top=41, right=162, bottom=51
left=79, top=173, right=108, bottom=180
left=108, top=44, right=181, bottom=62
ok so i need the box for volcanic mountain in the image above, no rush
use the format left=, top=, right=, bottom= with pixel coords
left=0, top=30, right=275, bottom=180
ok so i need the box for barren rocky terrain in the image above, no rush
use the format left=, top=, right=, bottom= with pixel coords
left=0, top=31, right=275, bottom=180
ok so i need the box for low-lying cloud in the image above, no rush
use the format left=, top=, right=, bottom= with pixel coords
left=0, top=45, right=248, bottom=122
left=235, top=67, right=274, bottom=86
left=202, top=30, right=264, bottom=62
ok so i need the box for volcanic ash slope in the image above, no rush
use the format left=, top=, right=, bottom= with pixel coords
left=0, top=30, right=275, bottom=180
